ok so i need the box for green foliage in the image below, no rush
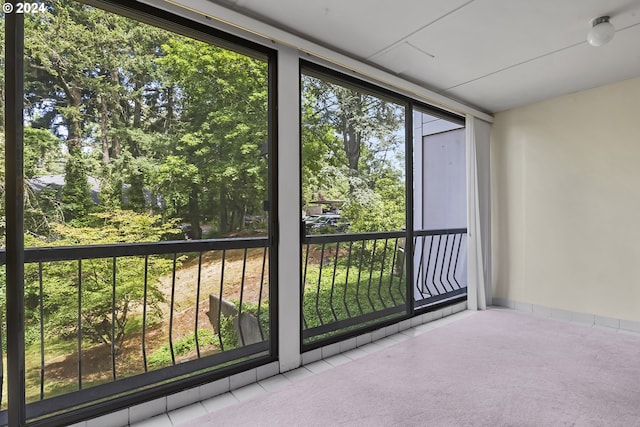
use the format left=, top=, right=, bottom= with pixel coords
left=302, top=255, right=406, bottom=334
left=24, top=127, right=63, bottom=178
left=217, top=301, right=270, bottom=350
left=47, top=209, right=180, bottom=244
left=219, top=314, right=239, bottom=350
left=157, top=38, right=269, bottom=233
left=0, top=127, right=65, bottom=238
left=24, top=186, right=64, bottom=238
left=156, top=155, right=200, bottom=215
left=61, top=148, right=93, bottom=222
left=147, top=329, right=216, bottom=370
left=301, top=74, right=406, bottom=232
left=342, top=170, right=406, bottom=233
left=16, top=1, right=274, bottom=239
left=22, top=210, right=181, bottom=352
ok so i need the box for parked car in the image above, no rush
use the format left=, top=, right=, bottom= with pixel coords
left=304, top=215, right=350, bottom=233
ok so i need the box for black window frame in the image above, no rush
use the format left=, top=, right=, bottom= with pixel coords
left=3, top=1, right=278, bottom=425
left=299, top=60, right=413, bottom=350
left=298, top=60, right=467, bottom=351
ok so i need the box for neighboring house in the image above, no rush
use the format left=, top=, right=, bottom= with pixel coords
left=26, top=174, right=101, bottom=204
left=26, top=174, right=166, bottom=209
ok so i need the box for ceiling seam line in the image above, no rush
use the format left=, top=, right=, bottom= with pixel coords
left=442, top=21, right=640, bottom=92
left=406, top=41, right=435, bottom=58
left=366, top=0, right=476, bottom=60
left=441, top=42, right=584, bottom=92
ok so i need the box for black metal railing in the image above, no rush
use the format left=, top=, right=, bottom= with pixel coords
left=413, top=228, right=467, bottom=308
left=302, top=231, right=408, bottom=344
left=301, top=227, right=467, bottom=345
left=0, top=227, right=465, bottom=420
left=0, top=237, right=270, bottom=421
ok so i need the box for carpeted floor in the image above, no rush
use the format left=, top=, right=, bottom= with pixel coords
left=179, top=309, right=640, bottom=426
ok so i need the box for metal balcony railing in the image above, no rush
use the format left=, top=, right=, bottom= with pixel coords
left=413, top=228, right=468, bottom=308
left=0, top=227, right=466, bottom=421
left=302, top=228, right=467, bottom=346
left=0, top=238, right=271, bottom=421
left=302, top=231, right=408, bottom=345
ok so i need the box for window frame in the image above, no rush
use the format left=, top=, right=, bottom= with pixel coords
left=298, top=60, right=466, bottom=350
left=4, top=1, right=279, bottom=425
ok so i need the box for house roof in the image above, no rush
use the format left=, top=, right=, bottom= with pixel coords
left=27, top=174, right=101, bottom=204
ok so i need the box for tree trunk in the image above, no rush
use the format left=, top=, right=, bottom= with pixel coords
left=100, top=94, right=110, bottom=164
left=165, top=85, right=175, bottom=132
left=189, top=187, right=201, bottom=239
left=133, top=80, right=142, bottom=129
left=343, top=122, right=360, bottom=171
left=219, top=186, right=229, bottom=233
left=240, top=205, right=247, bottom=231
left=67, top=86, right=83, bottom=152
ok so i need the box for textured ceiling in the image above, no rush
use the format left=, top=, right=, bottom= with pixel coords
left=204, top=0, right=640, bottom=113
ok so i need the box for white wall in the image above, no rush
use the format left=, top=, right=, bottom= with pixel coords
left=422, top=128, right=466, bottom=230
left=491, top=76, right=640, bottom=322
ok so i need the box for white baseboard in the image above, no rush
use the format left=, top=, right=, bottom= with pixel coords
left=491, top=297, right=640, bottom=334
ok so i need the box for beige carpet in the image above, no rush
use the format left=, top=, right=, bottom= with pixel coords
left=180, top=309, right=640, bottom=426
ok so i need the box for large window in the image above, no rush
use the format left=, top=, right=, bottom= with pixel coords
left=300, top=63, right=408, bottom=345
left=1, top=0, right=275, bottom=423
left=301, top=68, right=406, bottom=235
left=412, top=108, right=467, bottom=309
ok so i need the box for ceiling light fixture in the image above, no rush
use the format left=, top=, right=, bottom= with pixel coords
left=588, top=16, right=615, bottom=47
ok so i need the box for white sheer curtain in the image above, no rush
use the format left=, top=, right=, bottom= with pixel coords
left=466, top=115, right=492, bottom=310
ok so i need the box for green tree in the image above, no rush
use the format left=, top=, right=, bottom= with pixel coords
left=302, top=75, right=404, bottom=174
left=23, top=127, right=61, bottom=178
left=20, top=1, right=272, bottom=237
left=24, top=2, right=99, bottom=218
left=23, top=127, right=65, bottom=235
left=158, top=38, right=269, bottom=234
left=24, top=2, right=171, bottom=221
left=24, top=210, right=179, bottom=352
left=342, top=169, right=405, bottom=232
left=301, top=74, right=406, bottom=231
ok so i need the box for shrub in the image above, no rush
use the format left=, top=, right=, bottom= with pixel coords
left=147, top=328, right=217, bottom=370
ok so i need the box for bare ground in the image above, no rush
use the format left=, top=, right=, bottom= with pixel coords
left=33, top=247, right=270, bottom=398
